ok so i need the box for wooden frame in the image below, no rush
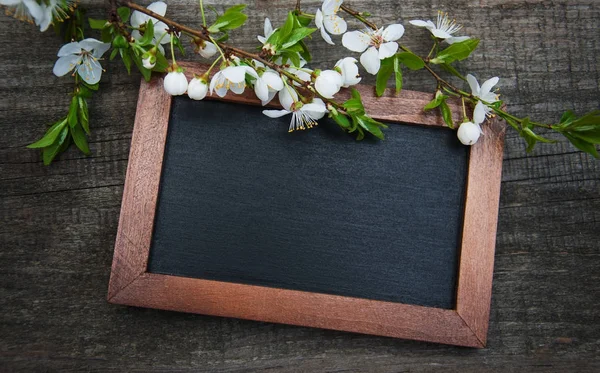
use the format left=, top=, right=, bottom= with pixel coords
left=108, top=62, right=506, bottom=348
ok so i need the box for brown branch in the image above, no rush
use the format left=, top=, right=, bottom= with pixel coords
left=340, top=4, right=377, bottom=30
left=118, top=1, right=343, bottom=109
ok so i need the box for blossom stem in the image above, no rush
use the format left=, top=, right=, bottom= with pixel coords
left=170, top=34, right=177, bottom=65
left=461, top=97, right=467, bottom=121
left=199, top=0, right=206, bottom=27
left=206, top=55, right=223, bottom=75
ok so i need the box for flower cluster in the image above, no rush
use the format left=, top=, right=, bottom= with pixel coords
left=3, top=0, right=597, bottom=164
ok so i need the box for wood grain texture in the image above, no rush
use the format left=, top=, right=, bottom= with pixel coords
left=109, top=63, right=499, bottom=347
left=1, top=0, right=599, bottom=371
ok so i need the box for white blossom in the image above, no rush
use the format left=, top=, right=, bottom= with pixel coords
left=257, top=18, right=276, bottom=44
left=263, top=90, right=327, bottom=132
left=38, top=0, right=76, bottom=32
left=209, top=65, right=259, bottom=97
left=457, top=121, right=482, bottom=145
left=187, top=77, right=208, bottom=100
left=342, top=24, right=405, bottom=75
left=52, top=38, right=111, bottom=85
left=467, top=74, right=500, bottom=124
left=409, top=11, right=469, bottom=44
left=164, top=71, right=188, bottom=96
left=315, top=0, right=347, bottom=45
left=0, top=0, right=43, bottom=26
left=142, top=55, right=156, bottom=69
left=130, top=1, right=171, bottom=49
left=334, top=57, right=361, bottom=87
left=254, top=70, right=284, bottom=105
left=315, top=69, right=343, bottom=98
left=195, top=40, right=217, bottom=59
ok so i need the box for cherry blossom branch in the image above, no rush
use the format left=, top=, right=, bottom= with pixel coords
left=119, top=1, right=345, bottom=110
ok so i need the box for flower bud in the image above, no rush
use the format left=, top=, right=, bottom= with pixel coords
left=457, top=121, right=482, bottom=145
left=187, top=77, right=208, bottom=100
left=142, top=54, right=156, bottom=69
left=164, top=71, right=188, bottom=96
left=314, top=70, right=344, bottom=99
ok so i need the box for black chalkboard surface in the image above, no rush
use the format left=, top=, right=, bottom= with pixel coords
left=147, top=97, right=468, bottom=309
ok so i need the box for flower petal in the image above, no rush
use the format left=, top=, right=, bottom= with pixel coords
left=53, top=54, right=81, bottom=77
left=230, top=82, right=246, bottom=94
left=466, top=74, right=480, bottom=96
left=57, top=41, right=81, bottom=57
left=222, top=66, right=248, bottom=83
left=257, top=35, right=266, bottom=44
left=321, top=0, right=342, bottom=15
left=302, top=103, right=327, bottom=120
left=262, top=71, right=284, bottom=91
left=378, top=41, right=398, bottom=59
left=409, top=20, right=429, bottom=27
left=446, top=36, right=470, bottom=44
left=24, top=0, right=43, bottom=23
left=431, top=28, right=453, bottom=39
left=279, top=88, right=298, bottom=111
left=323, top=14, right=347, bottom=35
left=473, top=101, right=487, bottom=124
left=130, top=10, right=147, bottom=28
left=319, top=26, right=334, bottom=45
left=243, top=66, right=259, bottom=79
left=342, top=30, right=370, bottom=52
left=262, top=89, right=278, bottom=106
left=77, top=56, right=103, bottom=85
left=360, top=46, right=381, bottom=75
left=147, top=1, right=167, bottom=17
left=263, top=109, right=290, bottom=118
left=382, top=24, right=405, bottom=41
left=480, top=77, right=499, bottom=97
left=254, top=79, right=269, bottom=102
left=315, top=9, right=324, bottom=29
left=154, top=22, right=171, bottom=44
left=264, top=18, right=273, bottom=37
left=209, top=72, right=222, bottom=95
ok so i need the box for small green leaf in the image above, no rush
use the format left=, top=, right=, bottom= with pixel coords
left=117, top=7, right=131, bottom=22
left=423, top=92, right=446, bottom=111
left=89, top=18, right=108, bottom=30
left=152, top=51, right=169, bottom=72
left=120, top=48, right=132, bottom=74
left=208, top=4, right=248, bottom=32
left=42, top=126, right=69, bottom=165
left=67, top=96, right=78, bottom=128
left=522, top=127, right=556, bottom=144
left=343, top=88, right=365, bottom=115
left=27, top=118, right=68, bottom=149
left=138, top=20, right=154, bottom=46
left=393, top=56, right=403, bottom=94
left=375, top=57, right=394, bottom=97
left=71, top=123, right=90, bottom=155
left=131, top=51, right=152, bottom=81
left=564, top=133, right=599, bottom=158
left=295, top=13, right=312, bottom=27
left=560, top=110, right=576, bottom=124
left=109, top=48, right=119, bottom=61
left=355, top=115, right=387, bottom=140
left=101, top=25, right=113, bottom=43
left=281, top=27, right=316, bottom=49
left=396, top=51, right=425, bottom=70
left=331, top=112, right=351, bottom=129
left=439, top=100, right=454, bottom=129
left=280, top=12, right=295, bottom=40
left=78, top=97, right=90, bottom=134
left=430, top=39, right=480, bottom=65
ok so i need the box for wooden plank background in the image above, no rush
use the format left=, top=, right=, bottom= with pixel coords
left=1, top=0, right=599, bottom=371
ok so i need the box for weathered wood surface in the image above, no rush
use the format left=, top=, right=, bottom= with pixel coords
left=1, top=0, right=599, bottom=371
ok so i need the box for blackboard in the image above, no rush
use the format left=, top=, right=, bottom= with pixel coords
left=108, top=64, right=505, bottom=347
left=148, top=98, right=468, bottom=309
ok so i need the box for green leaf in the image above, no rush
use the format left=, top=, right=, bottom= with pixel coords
left=423, top=92, right=446, bottom=110
left=27, top=118, right=68, bottom=149
left=440, top=63, right=467, bottom=81
left=355, top=115, right=387, bottom=140
left=280, top=12, right=295, bottom=41
left=152, top=51, right=169, bottom=72
left=120, top=48, right=132, bottom=74
left=522, top=127, right=556, bottom=144
left=331, top=112, right=351, bottom=129
left=280, top=51, right=301, bottom=67
left=208, top=4, right=247, bottom=32
left=101, top=25, right=113, bottom=43
left=298, top=40, right=312, bottom=62
left=560, top=110, right=576, bottom=124
left=343, top=88, right=365, bottom=115
left=439, top=100, right=454, bottom=129
left=71, top=123, right=90, bottom=155
left=82, top=81, right=99, bottom=91
left=131, top=51, right=152, bottom=81
left=564, top=132, right=599, bottom=158
left=138, top=20, right=154, bottom=46
left=117, top=7, right=131, bottom=22
left=396, top=51, right=424, bottom=70
left=173, top=36, right=185, bottom=55
left=78, top=97, right=90, bottom=134
left=109, top=48, right=119, bottom=61
left=67, top=96, right=78, bottom=128
left=281, top=27, right=316, bottom=49
left=393, top=56, right=403, bottom=94
left=42, top=126, right=69, bottom=165
left=430, top=39, right=480, bottom=65
left=295, top=13, right=312, bottom=27
left=569, top=127, right=600, bottom=143
left=375, top=57, right=394, bottom=97
left=89, top=18, right=108, bottom=30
